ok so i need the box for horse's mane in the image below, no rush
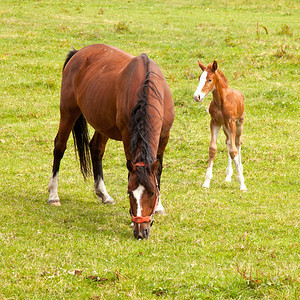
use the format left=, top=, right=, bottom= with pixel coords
left=130, top=53, right=161, bottom=190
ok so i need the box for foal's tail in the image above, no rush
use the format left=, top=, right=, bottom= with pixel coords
left=72, top=114, right=91, bottom=179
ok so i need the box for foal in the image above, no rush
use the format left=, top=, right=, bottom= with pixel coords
left=193, top=60, right=247, bottom=191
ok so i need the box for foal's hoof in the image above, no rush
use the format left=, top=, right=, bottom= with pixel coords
left=47, top=199, right=61, bottom=206
left=202, top=182, right=210, bottom=189
left=240, top=185, right=247, bottom=191
left=225, top=177, right=232, bottom=183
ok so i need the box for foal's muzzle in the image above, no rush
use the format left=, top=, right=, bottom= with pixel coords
left=194, top=93, right=203, bottom=102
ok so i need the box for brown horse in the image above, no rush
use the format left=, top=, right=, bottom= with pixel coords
left=193, top=60, right=246, bottom=191
left=48, top=44, right=175, bottom=239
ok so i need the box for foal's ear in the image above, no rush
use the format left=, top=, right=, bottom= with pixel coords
left=198, top=60, right=206, bottom=71
left=151, top=160, right=160, bottom=173
left=212, top=60, right=218, bottom=72
left=126, top=160, right=136, bottom=173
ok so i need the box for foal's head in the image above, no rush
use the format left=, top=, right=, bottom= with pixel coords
left=127, top=160, right=160, bottom=239
left=193, top=60, right=222, bottom=102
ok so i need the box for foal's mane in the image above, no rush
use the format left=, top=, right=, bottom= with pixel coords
left=207, top=63, right=229, bottom=86
left=130, top=53, right=161, bottom=190
left=217, top=69, right=229, bottom=86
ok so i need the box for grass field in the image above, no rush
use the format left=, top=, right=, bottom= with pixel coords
left=0, top=0, right=299, bottom=298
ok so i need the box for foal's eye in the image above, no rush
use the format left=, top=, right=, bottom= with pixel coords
left=208, top=79, right=212, bottom=82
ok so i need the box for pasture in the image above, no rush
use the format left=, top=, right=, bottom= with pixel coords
left=0, top=0, right=299, bottom=298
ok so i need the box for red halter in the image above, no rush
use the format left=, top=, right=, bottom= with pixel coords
left=130, top=162, right=160, bottom=224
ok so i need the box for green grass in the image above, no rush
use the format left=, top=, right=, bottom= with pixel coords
left=0, top=0, right=299, bottom=298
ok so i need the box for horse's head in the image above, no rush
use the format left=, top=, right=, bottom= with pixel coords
left=127, top=160, right=160, bottom=239
left=193, top=60, right=218, bottom=102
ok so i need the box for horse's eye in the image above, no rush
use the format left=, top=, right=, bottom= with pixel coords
left=148, top=192, right=154, bottom=197
left=208, top=79, right=212, bottom=82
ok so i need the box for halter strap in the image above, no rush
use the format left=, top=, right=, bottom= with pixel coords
left=135, top=161, right=146, bottom=167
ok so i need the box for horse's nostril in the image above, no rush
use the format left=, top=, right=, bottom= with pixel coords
left=143, top=227, right=150, bottom=239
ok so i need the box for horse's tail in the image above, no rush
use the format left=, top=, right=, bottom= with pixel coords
left=63, top=47, right=78, bottom=71
left=72, top=114, right=91, bottom=179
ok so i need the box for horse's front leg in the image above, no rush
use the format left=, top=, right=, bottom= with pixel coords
left=227, top=121, right=247, bottom=191
left=154, top=134, right=171, bottom=215
left=203, top=121, right=220, bottom=188
left=90, top=132, right=115, bottom=204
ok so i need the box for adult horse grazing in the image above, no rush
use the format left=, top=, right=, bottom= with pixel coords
left=48, top=44, right=175, bottom=239
left=193, top=60, right=246, bottom=191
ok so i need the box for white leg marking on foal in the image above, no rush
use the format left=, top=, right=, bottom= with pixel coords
left=95, top=179, right=115, bottom=204
left=225, top=144, right=233, bottom=182
left=203, top=161, right=213, bottom=188
left=233, top=156, right=247, bottom=191
left=194, top=71, right=208, bottom=102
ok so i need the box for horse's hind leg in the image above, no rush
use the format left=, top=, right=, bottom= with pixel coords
left=48, top=114, right=79, bottom=205
left=89, top=132, right=115, bottom=204
left=203, top=121, right=220, bottom=188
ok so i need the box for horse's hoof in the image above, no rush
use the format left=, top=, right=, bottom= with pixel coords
left=240, top=186, right=247, bottom=191
left=102, top=196, right=115, bottom=205
left=225, top=177, right=232, bottom=183
left=155, top=209, right=166, bottom=215
left=47, top=199, right=61, bottom=206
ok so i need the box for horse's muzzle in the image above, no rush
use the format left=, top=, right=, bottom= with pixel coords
left=133, top=223, right=151, bottom=239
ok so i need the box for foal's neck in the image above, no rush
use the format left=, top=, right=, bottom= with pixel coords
left=212, top=71, right=229, bottom=108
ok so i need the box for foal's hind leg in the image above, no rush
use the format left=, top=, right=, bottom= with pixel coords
left=226, top=120, right=246, bottom=191
left=223, top=129, right=233, bottom=182
left=235, top=122, right=246, bottom=190
left=89, top=132, right=115, bottom=204
left=203, top=121, right=220, bottom=188
left=48, top=114, right=80, bottom=205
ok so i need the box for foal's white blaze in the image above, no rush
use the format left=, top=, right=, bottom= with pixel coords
left=132, top=185, right=145, bottom=217
left=194, top=71, right=208, bottom=102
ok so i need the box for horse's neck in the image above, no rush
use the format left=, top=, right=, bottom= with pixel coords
left=212, top=72, right=228, bottom=108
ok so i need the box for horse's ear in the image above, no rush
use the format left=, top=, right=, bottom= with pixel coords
left=212, top=60, right=218, bottom=72
left=198, top=60, right=206, bottom=71
left=151, top=160, right=160, bottom=173
left=127, top=160, right=136, bottom=173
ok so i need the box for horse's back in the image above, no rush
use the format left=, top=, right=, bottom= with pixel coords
left=60, top=44, right=134, bottom=139
left=60, top=44, right=174, bottom=141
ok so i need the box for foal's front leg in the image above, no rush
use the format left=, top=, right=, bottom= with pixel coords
left=203, top=121, right=220, bottom=188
